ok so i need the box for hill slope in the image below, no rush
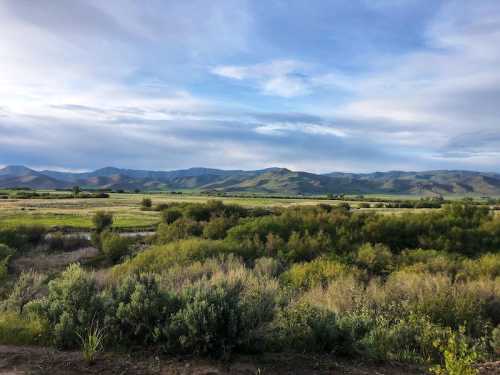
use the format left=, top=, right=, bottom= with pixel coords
left=1, top=165, right=500, bottom=195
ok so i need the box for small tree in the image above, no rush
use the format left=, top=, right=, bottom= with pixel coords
left=92, top=211, right=113, bottom=234
left=161, top=208, right=183, bottom=224
left=72, top=186, right=81, bottom=196
left=141, top=197, right=152, bottom=210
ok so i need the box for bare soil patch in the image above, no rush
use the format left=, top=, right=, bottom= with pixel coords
left=11, top=247, right=99, bottom=273
left=0, top=345, right=435, bottom=375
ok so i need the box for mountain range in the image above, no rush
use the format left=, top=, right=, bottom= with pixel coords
left=1, top=165, right=500, bottom=196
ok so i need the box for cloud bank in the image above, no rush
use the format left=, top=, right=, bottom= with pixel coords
left=1, top=0, right=499, bottom=173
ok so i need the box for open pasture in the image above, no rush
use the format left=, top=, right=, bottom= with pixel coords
left=0, top=191, right=450, bottom=229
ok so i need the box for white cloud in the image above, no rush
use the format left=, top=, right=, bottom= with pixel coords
left=212, top=60, right=313, bottom=97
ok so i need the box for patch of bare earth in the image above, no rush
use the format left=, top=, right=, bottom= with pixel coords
left=0, top=345, right=434, bottom=375
left=11, top=247, right=99, bottom=273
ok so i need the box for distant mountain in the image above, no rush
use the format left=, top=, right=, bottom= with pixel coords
left=1, top=165, right=500, bottom=195
left=0, top=166, right=71, bottom=189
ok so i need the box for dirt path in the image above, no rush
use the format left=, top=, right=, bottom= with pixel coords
left=0, top=345, right=433, bottom=375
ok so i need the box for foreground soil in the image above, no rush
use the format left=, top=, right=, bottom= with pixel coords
left=1, top=345, right=498, bottom=375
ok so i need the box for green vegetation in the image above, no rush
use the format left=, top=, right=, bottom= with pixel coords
left=0, top=199, right=498, bottom=370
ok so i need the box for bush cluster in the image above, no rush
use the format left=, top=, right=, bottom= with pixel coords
left=0, top=201, right=498, bottom=370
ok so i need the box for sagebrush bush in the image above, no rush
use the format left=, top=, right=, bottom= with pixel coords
left=104, top=273, right=180, bottom=347
left=1, top=270, right=45, bottom=314
left=100, top=231, right=131, bottom=262
left=28, top=264, right=104, bottom=348
left=268, top=302, right=344, bottom=353
left=166, top=279, right=244, bottom=356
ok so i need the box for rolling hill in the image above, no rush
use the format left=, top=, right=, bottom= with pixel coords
left=1, top=165, right=500, bottom=196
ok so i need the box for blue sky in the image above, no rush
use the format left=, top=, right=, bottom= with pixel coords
left=1, top=0, right=500, bottom=173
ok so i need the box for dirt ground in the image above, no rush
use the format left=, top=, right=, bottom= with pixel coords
left=1, top=345, right=499, bottom=374
left=11, top=247, right=99, bottom=274
left=0, top=345, right=427, bottom=375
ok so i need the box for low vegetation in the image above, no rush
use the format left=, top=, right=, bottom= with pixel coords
left=0, top=199, right=498, bottom=371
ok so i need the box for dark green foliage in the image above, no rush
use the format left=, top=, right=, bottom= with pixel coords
left=141, top=197, right=152, bottom=209
left=0, top=225, right=47, bottom=252
left=156, top=219, right=202, bottom=243
left=202, top=216, right=236, bottom=239
left=92, top=211, right=113, bottom=234
left=161, top=208, right=183, bottom=224
left=46, top=232, right=89, bottom=252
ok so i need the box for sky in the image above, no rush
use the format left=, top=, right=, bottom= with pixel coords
left=1, top=0, right=500, bottom=173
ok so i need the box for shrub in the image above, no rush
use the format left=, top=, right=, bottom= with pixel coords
left=0, top=244, right=15, bottom=282
left=2, top=270, right=45, bottom=314
left=185, top=204, right=211, bottom=222
left=47, top=232, right=89, bottom=252
left=112, top=239, right=233, bottom=277
left=0, top=312, right=49, bottom=346
left=491, top=325, right=500, bottom=356
left=356, top=243, right=393, bottom=275
left=301, top=275, right=365, bottom=314
left=0, top=225, right=47, bottom=251
left=156, top=219, right=202, bottom=244
left=28, top=264, right=104, bottom=348
left=141, top=197, right=152, bottom=210
left=203, top=216, right=235, bottom=240
left=101, top=231, right=131, bottom=262
left=360, top=313, right=448, bottom=363
left=92, top=211, right=113, bottom=233
left=430, top=326, right=479, bottom=375
left=105, top=273, right=180, bottom=347
left=269, top=302, right=343, bottom=353
left=282, top=230, right=331, bottom=263
left=161, top=208, right=183, bottom=224
left=167, top=279, right=244, bottom=356
left=282, top=258, right=354, bottom=289
left=254, top=257, right=281, bottom=277
left=166, top=272, right=278, bottom=357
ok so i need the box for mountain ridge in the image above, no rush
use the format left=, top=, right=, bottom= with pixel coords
left=1, top=165, right=500, bottom=196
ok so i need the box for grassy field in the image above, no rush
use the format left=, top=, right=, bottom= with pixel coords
left=0, top=193, right=337, bottom=229
left=1, top=191, right=496, bottom=229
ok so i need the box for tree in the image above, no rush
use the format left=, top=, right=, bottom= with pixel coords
left=141, top=197, right=152, bottom=210
left=92, top=211, right=113, bottom=234
left=72, top=186, right=81, bottom=196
